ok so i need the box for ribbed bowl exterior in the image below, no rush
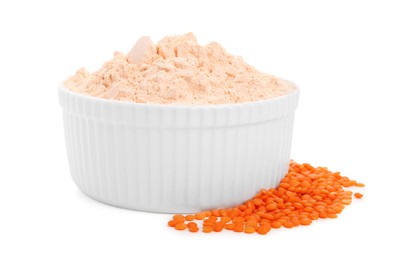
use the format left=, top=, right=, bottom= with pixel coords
left=58, top=84, right=299, bottom=213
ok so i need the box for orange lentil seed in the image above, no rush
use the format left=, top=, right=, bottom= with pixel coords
left=174, top=223, right=187, bottom=231
left=224, top=223, right=235, bottom=230
left=271, top=221, right=282, bottom=228
left=189, top=227, right=199, bottom=232
left=173, top=214, right=185, bottom=222
left=168, top=220, right=177, bottom=227
left=187, top=222, right=199, bottom=232
left=283, top=222, right=294, bottom=228
left=233, top=224, right=244, bottom=232
left=213, top=222, right=225, bottom=232
left=185, top=215, right=195, bottom=221
left=300, top=218, right=312, bottom=226
left=221, top=216, right=232, bottom=223
left=195, top=212, right=206, bottom=220
left=354, top=192, right=364, bottom=199
left=245, top=220, right=258, bottom=228
left=203, top=226, right=213, bottom=233
left=244, top=226, right=256, bottom=234
left=257, top=225, right=271, bottom=235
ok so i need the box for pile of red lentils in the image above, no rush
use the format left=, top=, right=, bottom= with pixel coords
left=168, top=161, right=364, bottom=235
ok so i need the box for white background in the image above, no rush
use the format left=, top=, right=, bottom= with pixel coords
left=1, top=0, right=413, bottom=259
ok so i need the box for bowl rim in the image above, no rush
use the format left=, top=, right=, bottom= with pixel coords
left=58, top=80, right=299, bottom=109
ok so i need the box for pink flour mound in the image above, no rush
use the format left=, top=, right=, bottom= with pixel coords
left=65, top=33, right=295, bottom=105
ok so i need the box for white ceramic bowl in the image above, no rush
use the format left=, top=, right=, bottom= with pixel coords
left=58, top=83, right=299, bottom=213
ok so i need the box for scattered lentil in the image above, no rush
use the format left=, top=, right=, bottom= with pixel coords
left=354, top=192, right=364, bottom=199
left=167, top=161, right=364, bottom=235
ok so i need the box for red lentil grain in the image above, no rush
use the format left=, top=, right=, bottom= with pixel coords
left=168, top=220, right=177, bottom=227
left=185, top=215, right=195, bottom=221
left=174, top=223, right=187, bottom=231
left=213, top=222, right=225, bottom=232
left=300, top=218, right=312, bottom=226
left=244, top=226, right=256, bottom=234
left=354, top=193, right=364, bottom=199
